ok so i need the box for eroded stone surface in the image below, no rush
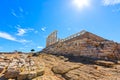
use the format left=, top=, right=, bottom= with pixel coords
left=0, top=53, right=45, bottom=80
left=52, top=62, right=81, bottom=74
left=0, top=53, right=120, bottom=80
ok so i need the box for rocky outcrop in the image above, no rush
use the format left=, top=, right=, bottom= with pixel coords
left=52, top=62, right=81, bottom=74
left=51, top=59, right=120, bottom=80
left=0, top=53, right=45, bottom=80
left=18, top=70, right=44, bottom=80
left=0, top=53, right=120, bottom=80
left=42, top=30, right=120, bottom=61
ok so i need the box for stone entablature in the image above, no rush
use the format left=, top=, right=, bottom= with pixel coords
left=46, top=30, right=88, bottom=47
left=59, top=30, right=86, bottom=42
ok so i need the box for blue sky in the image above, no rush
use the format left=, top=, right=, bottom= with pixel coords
left=0, top=0, right=120, bottom=52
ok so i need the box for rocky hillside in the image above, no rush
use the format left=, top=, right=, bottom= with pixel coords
left=43, top=31, right=120, bottom=61
left=0, top=53, right=120, bottom=80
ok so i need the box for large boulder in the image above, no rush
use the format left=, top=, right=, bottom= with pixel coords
left=17, top=70, right=44, bottom=80
left=52, top=62, right=81, bottom=74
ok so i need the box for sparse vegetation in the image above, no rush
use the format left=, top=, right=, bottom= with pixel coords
left=31, top=49, right=35, bottom=52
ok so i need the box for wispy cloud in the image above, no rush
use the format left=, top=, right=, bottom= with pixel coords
left=16, top=25, right=37, bottom=36
left=103, top=0, right=120, bottom=6
left=41, top=27, right=46, bottom=32
left=0, top=32, right=16, bottom=41
left=37, top=46, right=44, bottom=49
left=11, top=9, right=18, bottom=17
left=0, top=32, right=28, bottom=43
left=17, top=39, right=29, bottom=43
left=16, top=28, right=27, bottom=36
left=28, top=28, right=39, bottom=34
left=11, top=7, right=24, bottom=18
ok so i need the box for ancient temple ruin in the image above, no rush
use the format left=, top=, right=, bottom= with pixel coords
left=44, top=30, right=120, bottom=60
left=46, top=30, right=58, bottom=47
left=46, top=30, right=89, bottom=47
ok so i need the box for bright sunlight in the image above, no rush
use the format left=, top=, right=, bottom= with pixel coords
left=72, top=0, right=90, bottom=10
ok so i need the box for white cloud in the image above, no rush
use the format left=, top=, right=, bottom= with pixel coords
left=37, top=46, right=44, bottom=49
left=41, top=27, right=46, bottom=31
left=103, top=0, right=120, bottom=6
left=28, top=28, right=39, bottom=34
left=11, top=9, right=24, bottom=18
left=17, top=39, right=29, bottom=43
left=16, top=25, right=36, bottom=36
left=0, top=32, right=28, bottom=43
left=0, top=32, right=16, bottom=41
left=16, top=28, right=27, bottom=36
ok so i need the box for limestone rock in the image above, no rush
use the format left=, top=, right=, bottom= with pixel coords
left=43, top=30, right=120, bottom=61
left=17, top=70, right=44, bottom=80
left=0, top=53, right=120, bottom=80
left=52, top=62, right=81, bottom=74
left=4, top=70, right=19, bottom=79
left=95, top=60, right=115, bottom=67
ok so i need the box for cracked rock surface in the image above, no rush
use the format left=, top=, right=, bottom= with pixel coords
left=0, top=53, right=120, bottom=80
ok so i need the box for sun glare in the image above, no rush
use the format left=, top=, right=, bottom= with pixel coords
left=72, top=0, right=90, bottom=10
